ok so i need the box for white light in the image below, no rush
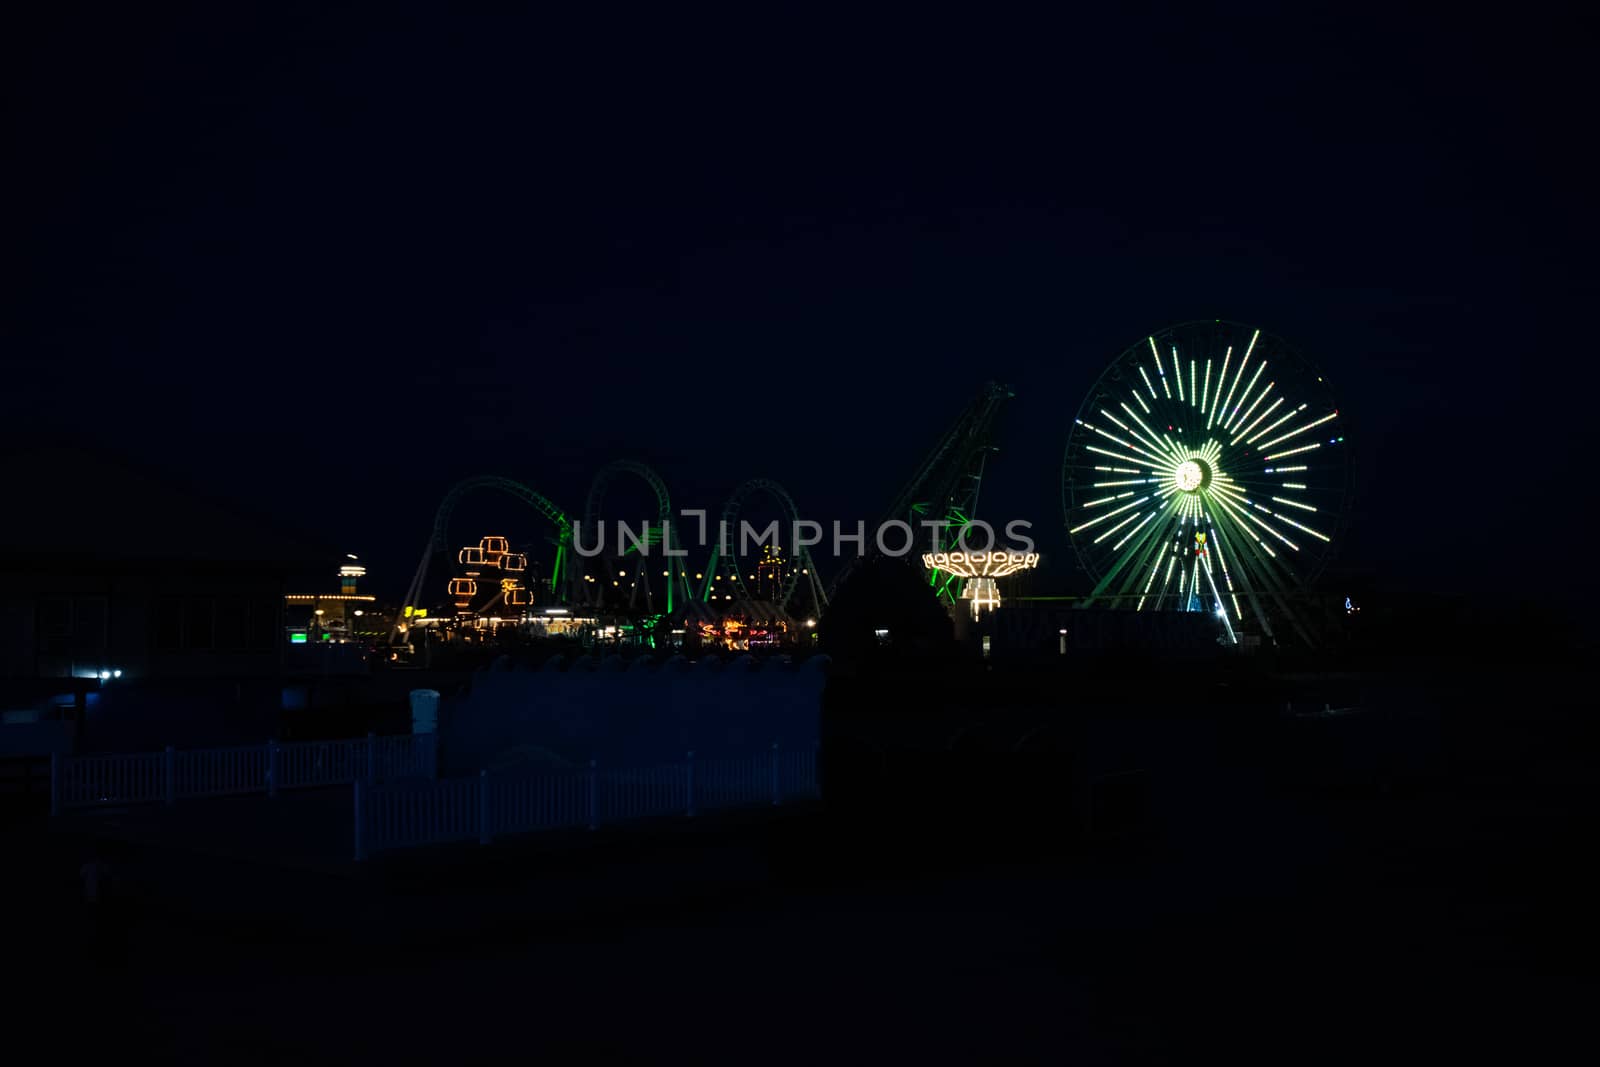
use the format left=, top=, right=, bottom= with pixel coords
left=1175, top=460, right=1203, bottom=492
left=1226, top=365, right=1268, bottom=430
left=1093, top=511, right=1141, bottom=543
left=1264, top=441, right=1321, bottom=461
left=113, top=669, right=122, bottom=678
left=1257, top=409, right=1338, bottom=451
left=99, top=670, right=110, bottom=680
left=353, top=610, right=364, bottom=616
left=1111, top=511, right=1156, bottom=551
left=1234, top=394, right=1282, bottom=444
left=1070, top=496, right=1148, bottom=533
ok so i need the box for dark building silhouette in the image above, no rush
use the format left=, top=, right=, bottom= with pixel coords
left=0, top=447, right=332, bottom=749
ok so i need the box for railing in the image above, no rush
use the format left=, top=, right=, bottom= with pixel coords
left=356, top=742, right=818, bottom=860
left=52, top=733, right=438, bottom=813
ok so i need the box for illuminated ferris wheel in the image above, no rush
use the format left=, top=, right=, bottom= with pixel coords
left=1062, top=321, right=1349, bottom=642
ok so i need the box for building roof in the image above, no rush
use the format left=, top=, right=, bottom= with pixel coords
left=0, top=445, right=336, bottom=573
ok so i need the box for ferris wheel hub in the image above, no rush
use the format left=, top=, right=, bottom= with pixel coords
left=1175, top=459, right=1207, bottom=492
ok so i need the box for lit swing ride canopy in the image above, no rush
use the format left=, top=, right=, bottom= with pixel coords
left=920, top=550, right=1041, bottom=619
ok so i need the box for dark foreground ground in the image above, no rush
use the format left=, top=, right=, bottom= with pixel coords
left=6, top=663, right=1597, bottom=1064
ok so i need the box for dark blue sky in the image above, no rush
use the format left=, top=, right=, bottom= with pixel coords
left=5, top=3, right=1594, bottom=604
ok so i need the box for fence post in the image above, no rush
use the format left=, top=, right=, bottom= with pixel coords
left=353, top=779, right=366, bottom=862
left=267, top=739, right=280, bottom=799
left=366, top=732, right=377, bottom=785
left=771, top=741, right=780, bottom=806
left=50, top=752, right=60, bottom=816
left=164, top=745, right=175, bottom=806
left=427, top=733, right=440, bottom=779
left=479, top=769, right=491, bottom=845
left=686, top=750, right=696, bottom=818
left=587, top=759, right=598, bottom=830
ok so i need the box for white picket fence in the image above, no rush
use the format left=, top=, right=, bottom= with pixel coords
left=52, top=733, right=438, bottom=813
left=356, top=744, right=817, bottom=859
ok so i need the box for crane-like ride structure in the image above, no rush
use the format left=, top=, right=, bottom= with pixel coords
left=830, top=381, right=1014, bottom=606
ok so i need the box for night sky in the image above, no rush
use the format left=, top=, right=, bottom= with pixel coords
left=6, top=4, right=1594, bottom=610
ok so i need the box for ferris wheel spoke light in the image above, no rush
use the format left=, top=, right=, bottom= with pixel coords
left=1244, top=506, right=1301, bottom=551
left=1258, top=410, right=1338, bottom=451
left=1217, top=350, right=1246, bottom=429
left=1139, top=366, right=1156, bottom=399
left=1246, top=403, right=1308, bottom=445
left=1208, top=350, right=1229, bottom=427
left=1136, top=553, right=1163, bottom=609
left=1233, top=395, right=1283, bottom=445
left=1270, top=512, right=1330, bottom=542
left=1099, top=408, right=1132, bottom=432
left=1111, top=511, right=1157, bottom=551
left=1085, top=445, right=1148, bottom=466
left=1070, top=495, right=1150, bottom=533
left=1086, top=422, right=1169, bottom=466
left=1110, top=407, right=1168, bottom=459
left=1263, top=441, right=1322, bottom=461
left=1093, top=511, right=1143, bottom=544
left=1225, top=363, right=1268, bottom=430
left=1209, top=493, right=1279, bottom=556
left=1120, top=402, right=1168, bottom=453
left=1158, top=554, right=1177, bottom=603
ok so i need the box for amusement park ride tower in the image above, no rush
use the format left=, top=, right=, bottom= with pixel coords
left=837, top=381, right=1014, bottom=609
